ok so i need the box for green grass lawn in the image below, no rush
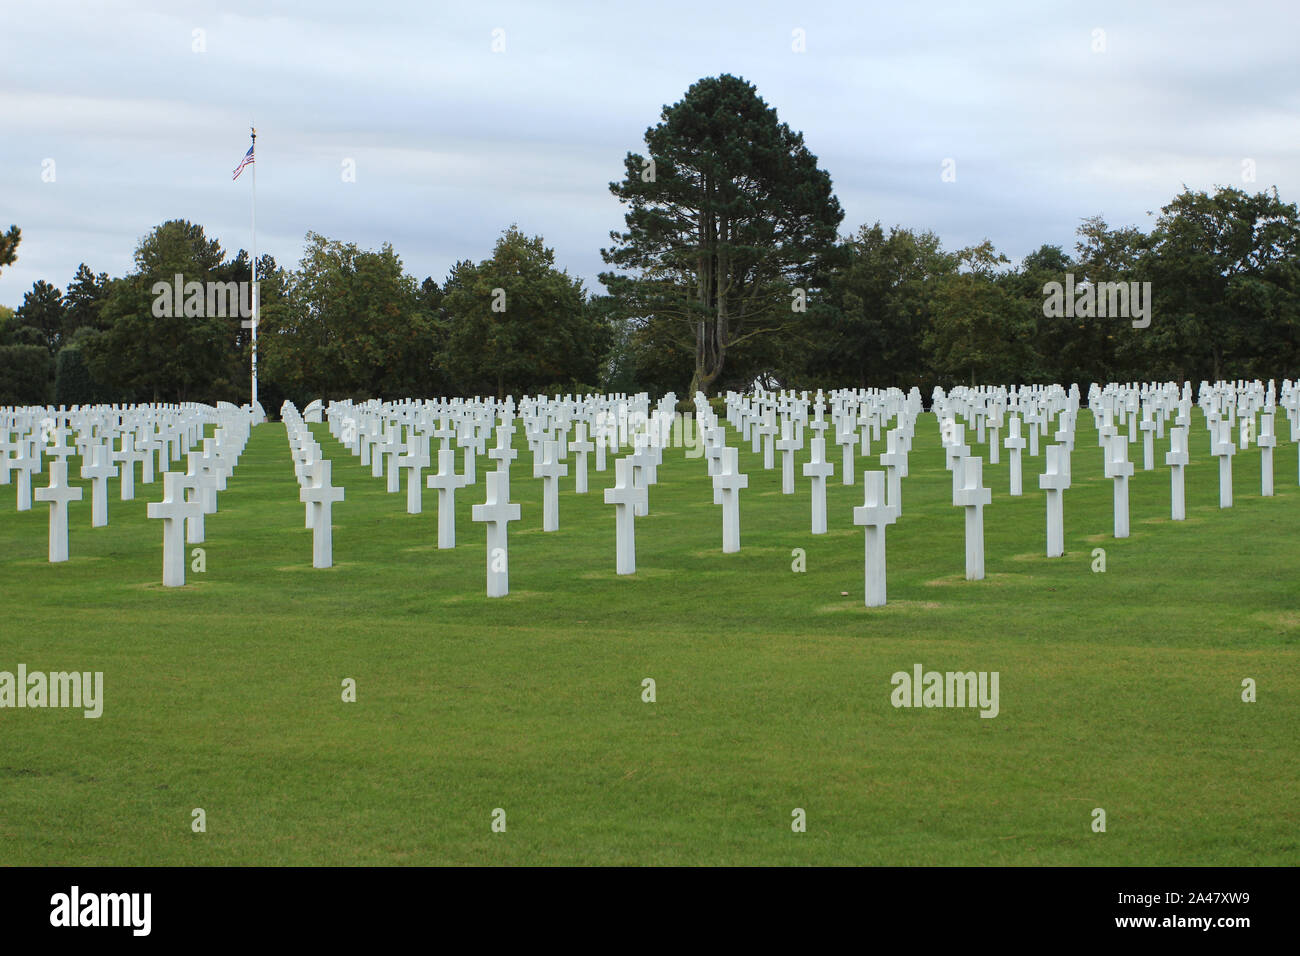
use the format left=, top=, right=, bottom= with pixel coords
left=1, top=409, right=1297, bottom=865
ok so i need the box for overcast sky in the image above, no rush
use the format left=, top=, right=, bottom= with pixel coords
left=3, top=0, right=1297, bottom=308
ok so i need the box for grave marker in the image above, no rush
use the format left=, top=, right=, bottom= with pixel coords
left=471, top=470, right=521, bottom=597
left=34, top=459, right=82, bottom=563
left=604, top=456, right=647, bottom=575
left=853, top=470, right=898, bottom=607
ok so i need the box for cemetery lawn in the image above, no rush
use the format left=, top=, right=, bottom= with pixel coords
left=1, top=412, right=1297, bottom=866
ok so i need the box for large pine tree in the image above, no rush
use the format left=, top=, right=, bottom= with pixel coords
left=601, top=75, right=843, bottom=395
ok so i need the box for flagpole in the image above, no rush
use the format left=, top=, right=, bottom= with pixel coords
left=250, top=124, right=258, bottom=410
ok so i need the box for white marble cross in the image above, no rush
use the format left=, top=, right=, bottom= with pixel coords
left=137, top=429, right=160, bottom=485
left=758, top=411, right=779, bottom=470
left=176, top=470, right=206, bottom=545
left=382, top=425, right=403, bottom=493
left=1165, top=424, right=1189, bottom=520
left=431, top=419, right=456, bottom=456
left=113, top=431, right=144, bottom=501
left=0, top=429, right=16, bottom=486
left=1104, top=433, right=1134, bottom=538
left=1211, top=417, right=1235, bottom=508
left=628, top=439, right=656, bottom=516
left=945, top=422, right=970, bottom=500
left=471, top=469, right=521, bottom=597
left=80, top=442, right=118, bottom=528
left=776, top=418, right=799, bottom=495
left=34, top=459, right=82, bottom=563
left=9, top=437, right=39, bottom=511
left=1054, top=412, right=1074, bottom=454
left=593, top=420, right=612, bottom=472
left=803, top=434, right=834, bottom=534
left=1139, top=410, right=1158, bottom=470
left=1258, top=412, right=1276, bottom=497
left=1025, top=408, right=1041, bottom=457
left=953, top=456, right=991, bottom=580
left=46, top=426, right=74, bottom=468
left=1039, top=444, right=1070, bottom=557
left=534, top=439, right=567, bottom=532
left=1004, top=414, right=1026, bottom=496
left=604, top=456, right=647, bottom=575
left=426, top=447, right=468, bottom=549
left=461, top=427, right=479, bottom=486
left=147, top=471, right=202, bottom=586
left=853, top=470, right=898, bottom=607
left=879, top=428, right=906, bottom=514
left=300, top=458, right=344, bottom=568
left=487, top=424, right=518, bottom=496
left=1098, top=410, right=1117, bottom=450
left=184, top=446, right=221, bottom=534
left=836, top=424, right=857, bottom=485
left=399, top=431, right=430, bottom=515
left=713, top=445, right=748, bottom=553
left=569, top=422, right=594, bottom=494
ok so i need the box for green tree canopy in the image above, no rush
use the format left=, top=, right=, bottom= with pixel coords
left=601, top=74, right=843, bottom=395
left=14, top=279, right=65, bottom=354
left=1145, top=185, right=1300, bottom=381
left=442, top=225, right=600, bottom=398
left=0, top=225, right=19, bottom=276
left=801, top=224, right=956, bottom=390
left=261, top=231, right=429, bottom=402
left=83, top=220, right=247, bottom=403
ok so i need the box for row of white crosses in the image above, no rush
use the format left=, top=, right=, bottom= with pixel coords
left=246, top=375, right=1300, bottom=602
left=3, top=405, right=212, bottom=515
left=320, top=393, right=681, bottom=595
left=1086, top=380, right=1290, bottom=519
left=146, top=410, right=254, bottom=586
left=32, top=377, right=1293, bottom=597
left=0, top=403, right=252, bottom=571
left=281, top=402, right=344, bottom=570
left=924, top=377, right=1300, bottom=596
left=714, top=390, right=920, bottom=595
left=937, top=383, right=1080, bottom=471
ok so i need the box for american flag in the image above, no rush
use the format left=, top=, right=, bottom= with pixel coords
left=232, top=143, right=255, bottom=180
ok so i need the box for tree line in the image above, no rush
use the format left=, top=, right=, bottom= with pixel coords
left=3, top=74, right=1297, bottom=408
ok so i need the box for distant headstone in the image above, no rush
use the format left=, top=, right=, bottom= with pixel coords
left=1162, top=422, right=1188, bottom=521
left=1211, top=418, right=1235, bottom=508
left=776, top=418, right=799, bottom=495
left=9, top=437, right=39, bottom=511
left=836, top=424, right=857, bottom=486
left=1258, top=412, right=1276, bottom=497
left=570, top=423, right=594, bottom=494
left=80, top=442, right=117, bottom=528
left=1004, top=414, right=1026, bottom=496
